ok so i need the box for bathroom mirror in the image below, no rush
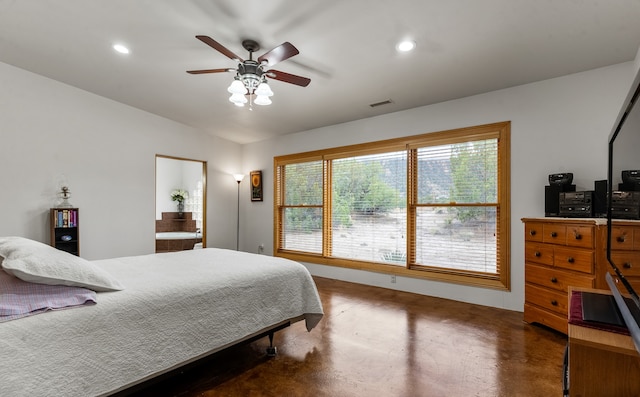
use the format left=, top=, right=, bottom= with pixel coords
left=155, top=155, right=207, bottom=253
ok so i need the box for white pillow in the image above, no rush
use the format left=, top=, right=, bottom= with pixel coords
left=0, top=236, right=124, bottom=292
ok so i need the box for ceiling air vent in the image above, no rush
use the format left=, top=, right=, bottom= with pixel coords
left=369, top=99, right=393, bottom=108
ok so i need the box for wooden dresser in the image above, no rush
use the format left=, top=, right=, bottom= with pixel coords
left=522, top=218, right=601, bottom=334
left=608, top=219, right=640, bottom=291
left=522, top=217, right=640, bottom=334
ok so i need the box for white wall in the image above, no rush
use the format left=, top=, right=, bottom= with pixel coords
left=240, top=62, right=636, bottom=311
left=0, top=61, right=242, bottom=259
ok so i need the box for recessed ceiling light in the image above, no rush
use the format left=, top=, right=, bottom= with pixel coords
left=396, top=40, right=416, bottom=52
left=113, top=44, right=130, bottom=54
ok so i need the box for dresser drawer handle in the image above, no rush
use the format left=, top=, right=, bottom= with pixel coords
left=567, top=257, right=574, bottom=263
left=624, top=262, right=632, bottom=269
left=617, top=236, right=626, bottom=243
left=551, top=300, right=558, bottom=306
left=534, top=251, right=541, bottom=257
left=550, top=277, right=558, bottom=283
left=550, top=232, right=557, bottom=238
left=574, top=233, right=582, bottom=240
left=529, top=230, right=537, bottom=236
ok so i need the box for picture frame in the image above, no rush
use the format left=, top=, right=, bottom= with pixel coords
left=250, top=170, right=263, bottom=202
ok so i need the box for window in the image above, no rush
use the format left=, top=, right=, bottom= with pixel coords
left=274, top=122, right=510, bottom=290
left=331, top=151, right=407, bottom=264
left=277, top=159, right=323, bottom=254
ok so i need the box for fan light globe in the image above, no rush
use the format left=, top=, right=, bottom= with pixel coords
left=255, top=82, right=274, bottom=97
left=254, top=95, right=272, bottom=106
left=227, top=80, right=248, bottom=94
left=229, top=93, right=247, bottom=105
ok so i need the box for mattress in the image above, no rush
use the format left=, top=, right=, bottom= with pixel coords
left=0, top=248, right=324, bottom=396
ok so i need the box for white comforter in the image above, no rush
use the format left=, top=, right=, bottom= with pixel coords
left=0, top=248, right=324, bottom=396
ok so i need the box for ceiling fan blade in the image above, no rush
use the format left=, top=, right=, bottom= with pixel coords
left=267, top=70, right=311, bottom=87
left=258, top=42, right=299, bottom=67
left=186, top=68, right=234, bottom=75
left=196, top=35, right=244, bottom=61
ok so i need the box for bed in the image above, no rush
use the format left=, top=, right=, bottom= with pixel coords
left=0, top=238, right=324, bottom=397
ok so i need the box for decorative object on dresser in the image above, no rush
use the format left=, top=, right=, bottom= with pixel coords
left=49, top=208, right=79, bottom=256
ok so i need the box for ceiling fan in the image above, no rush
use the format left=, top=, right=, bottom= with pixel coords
left=187, top=35, right=311, bottom=106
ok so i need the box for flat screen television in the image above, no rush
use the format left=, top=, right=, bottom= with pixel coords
left=606, top=48, right=640, bottom=354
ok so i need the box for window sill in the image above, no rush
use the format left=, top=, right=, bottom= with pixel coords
left=276, top=251, right=510, bottom=290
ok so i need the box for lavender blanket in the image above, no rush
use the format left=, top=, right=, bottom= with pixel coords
left=0, top=269, right=96, bottom=322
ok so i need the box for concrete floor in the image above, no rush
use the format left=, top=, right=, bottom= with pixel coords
left=128, top=276, right=567, bottom=397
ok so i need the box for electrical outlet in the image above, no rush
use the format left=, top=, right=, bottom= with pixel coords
left=390, top=275, right=396, bottom=284
left=258, top=244, right=264, bottom=254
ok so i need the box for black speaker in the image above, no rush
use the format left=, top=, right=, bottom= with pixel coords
left=619, top=181, right=640, bottom=191
left=594, top=180, right=607, bottom=217
left=545, top=184, right=576, bottom=217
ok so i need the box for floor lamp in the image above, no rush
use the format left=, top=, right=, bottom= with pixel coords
left=233, top=174, right=245, bottom=250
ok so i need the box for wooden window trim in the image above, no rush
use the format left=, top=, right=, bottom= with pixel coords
left=273, top=121, right=511, bottom=290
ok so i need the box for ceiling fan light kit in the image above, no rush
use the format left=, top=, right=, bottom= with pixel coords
left=226, top=60, right=274, bottom=107
left=188, top=35, right=310, bottom=108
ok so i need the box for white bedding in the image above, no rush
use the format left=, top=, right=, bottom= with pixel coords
left=0, top=248, right=324, bottom=397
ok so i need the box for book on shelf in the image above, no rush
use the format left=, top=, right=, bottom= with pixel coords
left=52, top=209, right=78, bottom=228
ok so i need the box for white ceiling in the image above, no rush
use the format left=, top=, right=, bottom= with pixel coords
left=1, top=1, right=639, bottom=144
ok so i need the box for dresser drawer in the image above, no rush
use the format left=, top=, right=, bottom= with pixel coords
left=543, top=224, right=566, bottom=244
left=610, top=226, right=635, bottom=250
left=523, top=303, right=568, bottom=334
left=554, top=246, right=594, bottom=274
left=525, top=283, right=568, bottom=316
left=565, top=225, right=594, bottom=249
left=525, top=242, right=554, bottom=266
left=626, top=276, right=640, bottom=292
left=524, top=222, right=544, bottom=242
left=526, top=263, right=594, bottom=292
left=610, top=252, right=640, bottom=277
